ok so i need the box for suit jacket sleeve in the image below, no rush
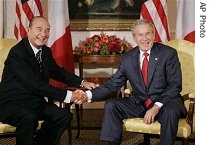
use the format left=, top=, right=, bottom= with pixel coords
left=153, top=47, right=182, bottom=104
left=90, top=60, right=127, bottom=102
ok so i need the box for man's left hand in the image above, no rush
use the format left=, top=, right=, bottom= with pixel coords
left=82, top=81, right=99, bottom=89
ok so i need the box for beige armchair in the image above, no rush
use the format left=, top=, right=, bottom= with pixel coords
left=123, top=39, right=195, bottom=145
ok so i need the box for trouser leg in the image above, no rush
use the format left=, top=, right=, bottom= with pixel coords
left=34, top=103, right=72, bottom=145
left=158, top=101, right=182, bottom=145
left=100, top=98, right=145, bottom=144
left=0, top=103, right=38, bottom=145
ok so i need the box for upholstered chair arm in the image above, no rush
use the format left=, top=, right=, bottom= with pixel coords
left=124, top=88, right=195, bottom=132
left=124, top=88, right=132, bottom=97
left=184, top=92, right=195, bottom=133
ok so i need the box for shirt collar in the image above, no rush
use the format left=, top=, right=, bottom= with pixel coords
left=140, top=49, right=151, bottom=57
left=29, top=41, right=42, bottom=56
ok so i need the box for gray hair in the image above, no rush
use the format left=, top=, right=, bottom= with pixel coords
left=131, top=19, right=155, bottom=35
left=29, top=16, right=48, bottom=28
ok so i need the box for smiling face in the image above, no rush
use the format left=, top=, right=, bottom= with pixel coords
left=132, top=20, right=155, bottom=52
left=27, top=17, right=50, bottom=48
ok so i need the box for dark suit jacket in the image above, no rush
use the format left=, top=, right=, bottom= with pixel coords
left=91, top=42, right=186, bottom=115
left=0, top=38, right=82, bottom=110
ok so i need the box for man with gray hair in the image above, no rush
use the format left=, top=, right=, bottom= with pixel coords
left=80, top=19, right=187, bottom=145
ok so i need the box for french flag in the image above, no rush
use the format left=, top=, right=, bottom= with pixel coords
left=175, top=0, right=195, bottom=43
left=48, top=0, right=75, bottom=88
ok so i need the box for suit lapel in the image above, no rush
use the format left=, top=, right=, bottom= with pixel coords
left=130, top=48, right=146, bottom=90
left=23, top=38, right=42, bottom=71
left=41, top=46, right=50, bottom=81
left=148, top=43, right=160, bottom=86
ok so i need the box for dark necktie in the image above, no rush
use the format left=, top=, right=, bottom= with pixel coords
left=142, top=52, right=152, bottom=108
left=36, top=50, right=42, bottom=72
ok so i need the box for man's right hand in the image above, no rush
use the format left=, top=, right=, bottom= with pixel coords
left=71, top=89, right=87, bottom=104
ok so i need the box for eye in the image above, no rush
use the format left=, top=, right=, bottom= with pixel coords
left=137, top=33, right=143, bottom=37
left=36, top=27, right=42, bottom=32
left=45, top=28, right=50, bottom=34
left=146, top=32, right=152, bottom=36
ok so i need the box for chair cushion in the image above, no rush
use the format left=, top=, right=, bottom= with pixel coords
left=123, top=118, right=191, bottom=138
left=0, top=123, right=16, bottom=134
left=0, top=121, right=43, bottom=134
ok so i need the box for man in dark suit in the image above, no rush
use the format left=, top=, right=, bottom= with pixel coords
left=0, top=16, right=96, bottom=145
left=81, top=19, right=187, bottom=145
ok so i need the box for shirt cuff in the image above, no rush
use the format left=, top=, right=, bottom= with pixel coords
left=63, top=90, right=72, bottom=103
left=154, top=102, right=163, bottom=108
left=85, top=90, right=92, bottom=103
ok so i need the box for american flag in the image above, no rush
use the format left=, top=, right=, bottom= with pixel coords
left=140, top=0, right=170, bottom=42
left=14, top=0, right=43, bottom=40
left=0, top=0, right=3, bottom=38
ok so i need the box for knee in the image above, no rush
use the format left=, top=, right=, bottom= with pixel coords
left=61, top=110, right=72, bottom=124
left=104, top=100, right=116, bottom=111
left=20, top=113, right=38, bottom=130
left=162, top=106, right=180, bottom=120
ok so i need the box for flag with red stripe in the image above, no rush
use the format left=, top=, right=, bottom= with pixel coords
left=0, top=0, right=3, bottom=38
left=175, top=0, right=195, bottom=43
left=140, top=0, right=170, bottom=42
left=48, top=0, right=74, bottom=88
left=14, top=0, right=43, bottom=40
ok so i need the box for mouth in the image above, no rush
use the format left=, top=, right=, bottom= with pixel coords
left=141, top=41, right=150, bottom=47
left=37, top=37, right=47, bottom=43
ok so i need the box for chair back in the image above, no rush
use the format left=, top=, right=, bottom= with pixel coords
left=164, top=39, right=195, bottom=96
left=0, top=39, right=19, bottom=80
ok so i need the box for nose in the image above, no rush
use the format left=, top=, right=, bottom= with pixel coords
left=142, top=34, right=148, bottom=40
left=40, top=28, right=49, bottom=36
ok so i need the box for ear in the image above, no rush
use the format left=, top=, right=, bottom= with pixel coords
left=27, top=27, right=30, bottom=34
left=132, top=33, right=135, bottom=40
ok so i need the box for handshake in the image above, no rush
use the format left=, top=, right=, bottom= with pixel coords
left=70, top=81, right=99, bottom=104
left=71, top=89, right=88, bottom=104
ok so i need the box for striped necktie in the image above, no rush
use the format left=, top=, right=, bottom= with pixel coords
left=36, top=50, right=42, bottom=72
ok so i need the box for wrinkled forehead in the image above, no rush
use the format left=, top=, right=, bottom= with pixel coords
left=30, top=17, right=50, bottom=29
left=134, top=24, right=154, bottom=34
